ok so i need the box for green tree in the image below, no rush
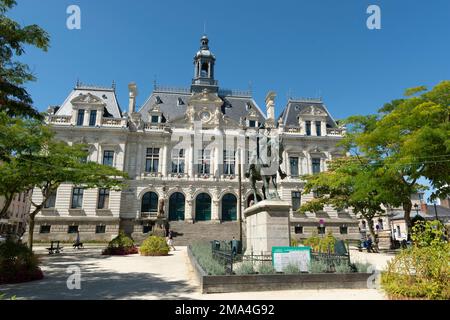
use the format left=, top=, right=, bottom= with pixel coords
left=26, top=141, right=128, bottom=250
left=0, top=0, right=50, bottom=119
left=343, top=81, right=450, bottom=235
left=0, top=113, right=51, bottom=217
left=299, top=157, right=386, bottom=240
left=0, top=113, right=128, bottom=249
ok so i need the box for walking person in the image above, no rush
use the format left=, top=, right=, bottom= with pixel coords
left=167, top=229, right=176, bottom=251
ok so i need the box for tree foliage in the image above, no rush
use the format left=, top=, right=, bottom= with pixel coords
left=0, top=0, right=50, bottom=119
left=0, top=112, right=128, bottom=248
left=342, top=81, right=449, bottom=234
left=299, top=157, right=386, bottom=239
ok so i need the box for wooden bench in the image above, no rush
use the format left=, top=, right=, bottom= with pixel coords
left=47, top=241, right=64, bottom=254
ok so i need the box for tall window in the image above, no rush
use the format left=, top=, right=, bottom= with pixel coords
left=171, top=149, right=185, bottom=174
left=89, top=110, right=97, bottom=126
left=305, top=121, right=311, bottom=136
left=316, top=121, right=322, bottom=136
left=76, top=109, right=85, bottom=126
left=292, top=191, right=301, bottom=212
left=223, top=150, right=235, bottom=175
left=103, top=150, right=114, bottom=167
left=97, top=189, right=110, bottom=209
left=197, top=149, right=211, bottom=174
left=312, top=158, right=321, bottom=174
left=289, top=157, right=299, bottom=177
left=44, top=190, right=57, bottom=208
left=145, top=148, right=159, bottom=173
left=141, top=192, right=158, bottom=214
left=71, top=188, right=84, bottom=209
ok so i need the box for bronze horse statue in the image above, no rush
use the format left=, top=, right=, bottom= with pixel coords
left=245, top=130, right=287, bottom=203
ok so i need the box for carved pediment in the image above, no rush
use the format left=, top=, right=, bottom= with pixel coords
left=299, top=105, right=327, bottom=116
left=71, top=93, right=105, bottom=106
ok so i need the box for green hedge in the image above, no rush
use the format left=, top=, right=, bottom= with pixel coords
left=140, top=236, right=170, bottom=256
left=102, top=231, right=137, bottom=255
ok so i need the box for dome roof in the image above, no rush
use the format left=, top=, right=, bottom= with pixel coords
left=196, top=49, right=215, bottom=59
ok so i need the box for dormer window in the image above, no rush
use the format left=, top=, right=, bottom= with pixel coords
left=155, top=96, right=162, bottom=104
left=151, top=115, right=159, bottom=123
left=246, top=102, right=252, bottom=111
left=177, top=98, right=184, bottom=106
left=248, top=120, right=257, bottom=128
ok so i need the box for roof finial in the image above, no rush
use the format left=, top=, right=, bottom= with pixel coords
left=112, top=80, right=116, bottom=90
left=76, top=78, right=80, bottom=87
left=203, top=21, right=206, bottom=35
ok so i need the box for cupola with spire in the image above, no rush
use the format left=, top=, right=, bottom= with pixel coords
left=191, top=35, right=218, bottom=93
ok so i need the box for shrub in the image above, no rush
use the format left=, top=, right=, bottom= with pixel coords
left=235, top=261, right=255, bottom=275
left=140, top=236, right=170, bottom=256
left=102, top=231, right=138, bottom=255
left=291, top=238, right=299, bottom=247
left=190, top=242, right=226, bottom=276
left=334, top=261, right=353, bottom=273
left=283, top=263, right=300, bottom=274
left=257, top=262, right=276, bottom=274
left=318, top=231, right=336, bottom=253
left=0, top=241, right=44, bottom=284
left=308, top=259, right=327, bottom=273
left=381, top=221, right=450, bottom=300
left=351, top=262, right=372, bottom=273
left=303, top=231, right=336, bottom=253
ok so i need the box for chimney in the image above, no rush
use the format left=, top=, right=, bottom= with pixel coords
left=128, top=82, right=138, bottom=114
left=440, top=196, right=450, bottom=209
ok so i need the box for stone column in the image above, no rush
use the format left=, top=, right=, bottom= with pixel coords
left=185, top=199, right=194, bottom=223
left=136, top=143, right=143, bottom=179
left=311, top=120, right=317, bottom=136
left=161, top=145, right=168, bottom=177
left=212, top=199, right=220, bottom=223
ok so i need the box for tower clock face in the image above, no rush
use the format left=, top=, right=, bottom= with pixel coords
left=200, top=111, right=210, bottom=121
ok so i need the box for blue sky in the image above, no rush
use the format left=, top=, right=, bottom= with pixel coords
left=9, top=0, right=450, bottom=201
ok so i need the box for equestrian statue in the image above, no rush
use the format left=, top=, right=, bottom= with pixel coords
left=245, top=126, right=287, bottom=204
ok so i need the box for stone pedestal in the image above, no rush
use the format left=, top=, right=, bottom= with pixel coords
left=377, top=230, right=392, bottom=250
left=244, top=200, right=291, bottom=255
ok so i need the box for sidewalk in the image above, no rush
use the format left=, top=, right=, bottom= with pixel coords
left=1, top=246, right=387, bottom=300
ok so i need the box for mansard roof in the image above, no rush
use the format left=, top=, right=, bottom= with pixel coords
left=138, top=87, right=266, bottom=124
left=278, top=98, right=339, bottom=128
left=55, top=84, right=123, bottom=118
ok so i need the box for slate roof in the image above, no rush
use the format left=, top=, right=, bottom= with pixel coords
left=277, top=99, right=339, bottom=128
left=138, top=89, right=266, bottom=124
left=55, top=85, right=123, bottom=118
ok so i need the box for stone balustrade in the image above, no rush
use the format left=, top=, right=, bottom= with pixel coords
left=48, top=115, right=72, bottom=125
left=101, top=118, right=127, bottom=127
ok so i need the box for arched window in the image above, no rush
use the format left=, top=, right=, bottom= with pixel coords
left=200, top=62, right=209, bottom=78
left=141, top=192, right=158, bottom=214
left=195, top=193, right=211, bottom=221
left=222, top=194, right=237, bottom=221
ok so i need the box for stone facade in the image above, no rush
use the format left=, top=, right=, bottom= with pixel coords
left=29, top=35, right=359, bottom=243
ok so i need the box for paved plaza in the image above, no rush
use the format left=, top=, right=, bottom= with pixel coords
left=1, top=246, right=388, bottom=300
